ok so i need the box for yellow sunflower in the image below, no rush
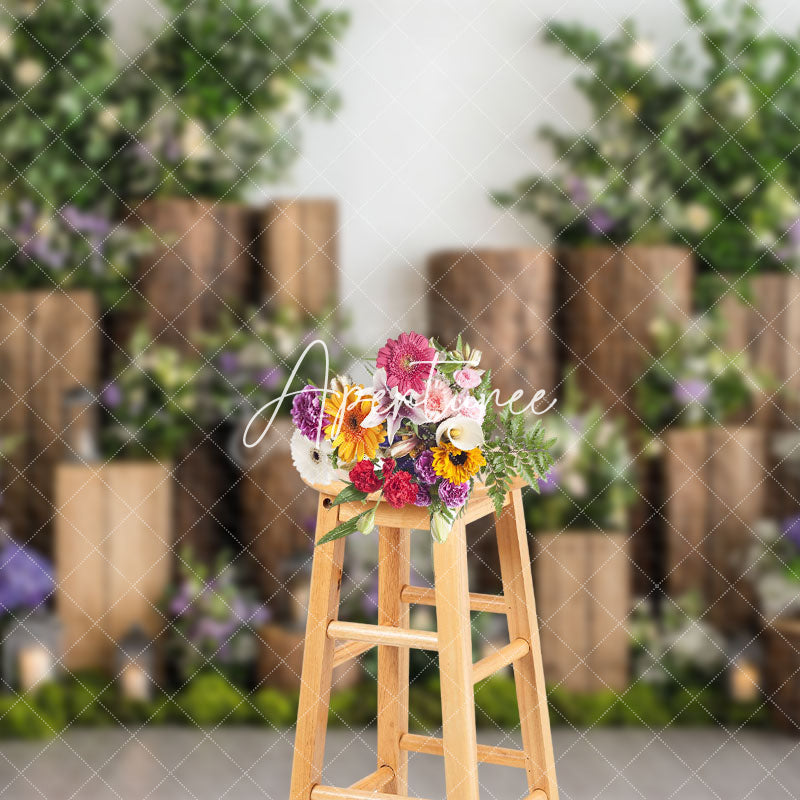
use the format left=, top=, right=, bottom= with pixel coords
left=324, top=384, right=385, bottom=463
left=431, top=442, right=486, bottom=484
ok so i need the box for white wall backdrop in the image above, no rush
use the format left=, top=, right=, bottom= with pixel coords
left=108, top=0, right=800, bottom=347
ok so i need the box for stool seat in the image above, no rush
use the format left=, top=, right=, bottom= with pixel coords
left=289, top=482, right=559, bottom=800
left=302, top=476, right=528, bottom=529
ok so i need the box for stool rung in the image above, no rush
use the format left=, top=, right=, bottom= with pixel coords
left=472, top=638, right=530, bottom=684
left=349, top=765, right=394, bottom=791
left=311, top=787, right=432, bottom=800
left=399, top=733, right=527, bottom=769
left=332, top=640, right=375, bottom=669
left=327, top=620, right=439, bottom=651
left=400, top=585, right=507, bottom=614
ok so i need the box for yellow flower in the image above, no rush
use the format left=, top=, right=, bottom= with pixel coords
left=431, top=443, right=486, bottom=484
left=324, top=384, right=384, bottom=463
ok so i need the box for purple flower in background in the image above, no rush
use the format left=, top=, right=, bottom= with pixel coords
left=101, top=382, right=122, bottom=408
left=218, top=351, right=239, bottom=374
left=781, top=515, right=800, bottom=551
left=414, top=450, right=437, bottom=485
left=22, top=234, right=66, bottom=270
left=169, top=582, right=193, bottom=616
left=438, top=480, right=470, bottom=509
left=565, top=175, right=589, bottom=206
left=538, top=467, right=559, bottom=495
left=258, top=367, right=285, bottom=390
left=587, top=208, right=614, bottom=235
left=414, top=484, right=432, bottom=507
left=361, top=575, right=379, bottom=616
left=0, top=539, right=54, bottom=613
left=60, top=205, right=112, bottom=237
left=291, top=385, right=329, bottom=441
left=788, top=218, right=800, bottom=246
left=673, top=378, right=711, bottom=405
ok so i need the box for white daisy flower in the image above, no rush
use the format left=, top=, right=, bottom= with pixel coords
left=290, top=428, right=335, bottom=485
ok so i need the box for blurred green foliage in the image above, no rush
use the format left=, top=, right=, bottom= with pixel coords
left=496, top=0, right=800, bottom=294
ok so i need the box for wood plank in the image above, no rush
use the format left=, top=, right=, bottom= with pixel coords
left=55, top=464, right=110, bottom=669
left=289, top=495, right=346, bottom=800
left=312, top=787, right=431, bottom=800
left=377, top=526, right=411, bottom=794
left=105, top=463, right=172, bottom=645
left=432, top=518, right=480, bottom=800
left=497, top=490, right=559, bottom=799
left=332, top=640, right=375, bottom=669
left=262, top=198, right=338, bottom=315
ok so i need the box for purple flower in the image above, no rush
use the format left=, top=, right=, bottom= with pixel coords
left=438, top=480, right=470, bottom=509
left=414, top=450, right=437, bottom=485
left=673, top=378, right=711, bottom=405
left=538, top=467, right=559, bottom=495
left=22, top=234, right=66, bottom=270
left=218, top=351, right=239, bottom=374
left=781, top=515, right=800, bottom=551
left=291, top=385, right=329, bottom=441
left=101, top=382, right=122, bottom=408
left=565, top=175, right=589, bottom=206
left=361, top=575, right=379, bottom=616
left=169, top=583, right=193, bottom=616
left=587, top=208, right=614, bottom=235
left=258, top=367, right=285, bottom=390
left=0, top=539, right=54, bottom=613
left=788, top=218, right=800, bottom=246
left=60, top=205, right=112, bottom=237
left=414, top=484, right=432, bottom=507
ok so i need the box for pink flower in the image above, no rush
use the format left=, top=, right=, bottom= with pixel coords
left=421, top=376, right=454, bottom=422
left=376, top=332, right=436, bottom=395
left=452, top=392, right=486, bottom=424
left=454, top=367, right=484, bottom=389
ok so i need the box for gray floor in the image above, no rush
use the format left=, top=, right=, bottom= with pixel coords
left=0, top=727, right=798, bottom=800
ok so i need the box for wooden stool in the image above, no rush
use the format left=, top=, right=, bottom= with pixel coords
left=289, top=479, right=558, bottom=800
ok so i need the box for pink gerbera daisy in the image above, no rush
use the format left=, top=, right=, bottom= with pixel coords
left=376, top=332, right=436, bottom=395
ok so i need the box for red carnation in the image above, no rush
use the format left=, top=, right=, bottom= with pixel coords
left=383, top=470, right=417, bottom=509
left=381, top=458, right=396, bottom=478
left=349, top=459, right=383, bottom=493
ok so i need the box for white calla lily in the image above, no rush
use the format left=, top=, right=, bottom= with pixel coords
left=435, top=415, right=484, bottom=450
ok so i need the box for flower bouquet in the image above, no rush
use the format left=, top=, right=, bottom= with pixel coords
left=288, top=332, right=555, bottom=544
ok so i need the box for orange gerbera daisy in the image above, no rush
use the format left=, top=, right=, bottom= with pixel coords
left=324, top=384, right=385, bottom=463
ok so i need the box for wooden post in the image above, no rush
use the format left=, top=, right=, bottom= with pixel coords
left=664, top=426, right=767, bottom=632
left=496, top=490, right=559, bottom=799
left=241, top=418, right=318, bottom=617
left=290, top=495, right=346, bottom=800
left=261, top=199, right=339, bottom=316
left=130, top=198, right=255, bottom=350
left=534, top=530, right=630, bottom=692
left=428, top=249, right=557, bottom=404
left=0, top=290, right=98, bottom=553
left=432, top=518, right=480, bottom=800
left=763, top=618, right=800, bottom=733
left=54, top=462, right=172, bottom=670
left=560, top=245, right=693, bottom=419
left=376, top=526, right=411, bottom=794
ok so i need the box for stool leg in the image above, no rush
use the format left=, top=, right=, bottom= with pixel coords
left=433, top=518, right=480, bottom=800
left=290, top=496, right=345, bottom=800
left=495, top=489, right=559, bottom=800
left=377, top=526, right=411, bottom=794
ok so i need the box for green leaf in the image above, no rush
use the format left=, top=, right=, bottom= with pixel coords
left=317, top=509, right=373, bottom=545
left=330, top=484, right=369, bottom=506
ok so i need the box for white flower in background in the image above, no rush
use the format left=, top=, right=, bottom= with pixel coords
left=15, top=58, right=44, bottom=87
left=435, top=415, right=484, bottom=450
left=628, top=39, right=655, bottom=68
left=290, top=428, right=335, bottom=485
left=684, top=203, right=712, bottom=233
left=716, top=77, right=753, bottom=119
left=562, top=470, right=587, bottom=498
left=97, top=105, right=120, bottom=133
left=756, top=572, right=800, bottom=618
left=732, top=175, right=755, bottom=198
left=0, top=26, right=13, bottom=59
left=181, top=119, right=213, bottom=161
left=665, top=620, right=726, bottom=673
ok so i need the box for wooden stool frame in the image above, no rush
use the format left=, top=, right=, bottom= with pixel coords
left=289, top=481, right=558, bottom=800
